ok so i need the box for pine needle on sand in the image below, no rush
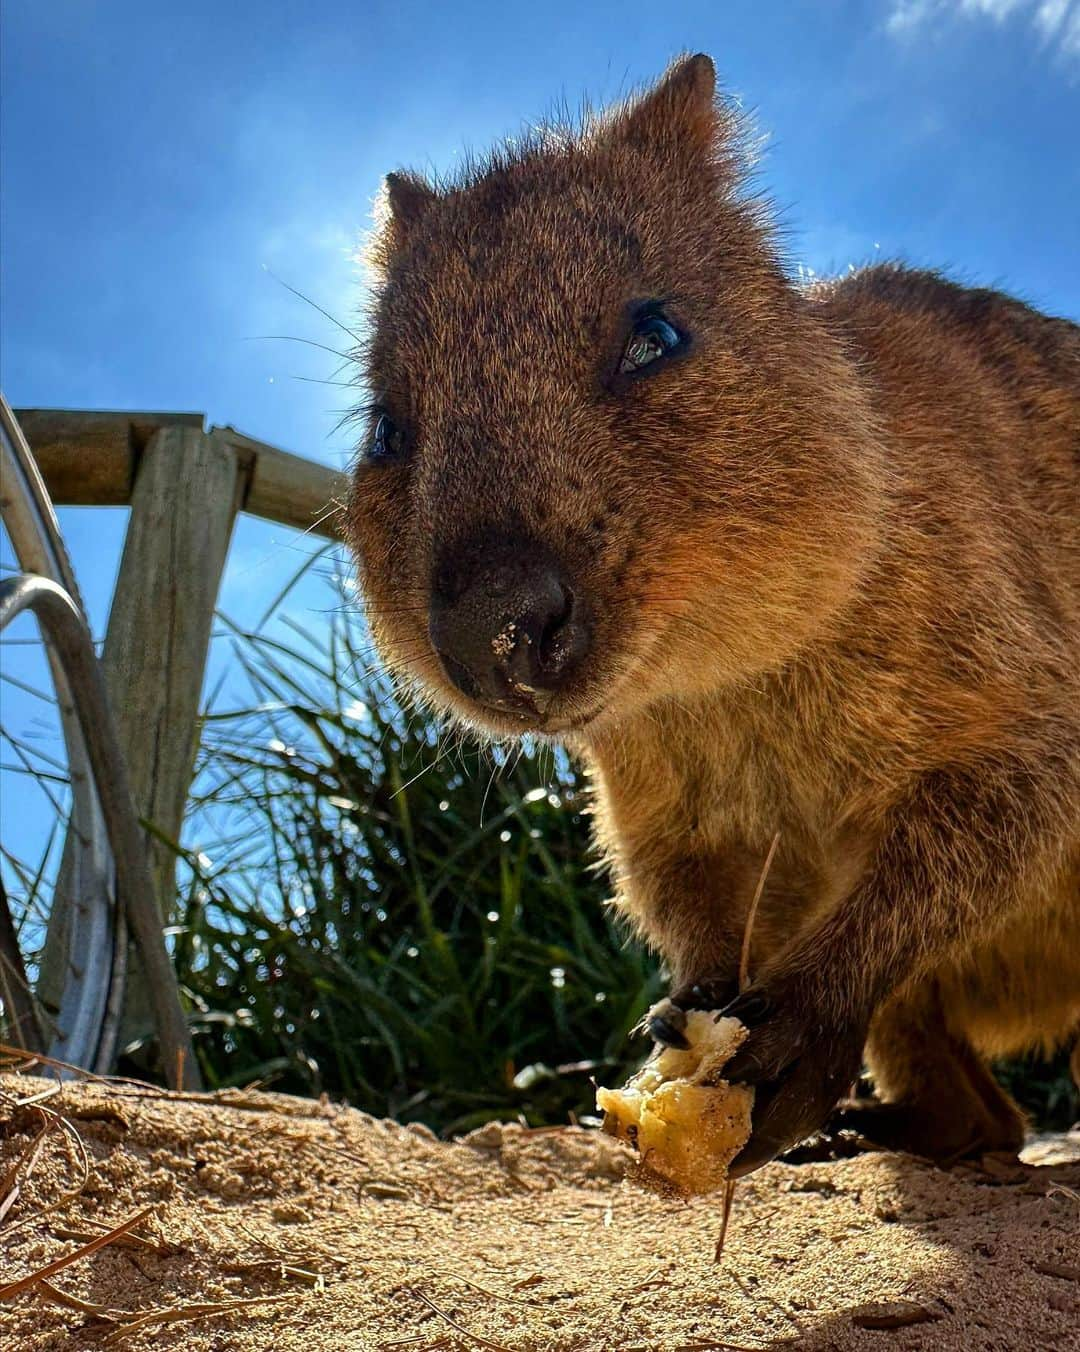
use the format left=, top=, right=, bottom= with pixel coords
left=714, top=830, right=780, bottom=1265
left=0, top=1205, right=157, bottom=1301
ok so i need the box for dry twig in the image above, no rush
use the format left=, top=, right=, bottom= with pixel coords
left=32, top=1278, right=121, bottom=1321
left=1033, top=1260, right=1080, bottom=1283
left=850, top=1300, right=942, bottom=1330
left=0, top=1205, right=156, bottom=1301
left=715, top=830, right=780, bottom=1264
left=409, top=1287, right=517, bottom=1352
left=433, top=1269, right=543, bottom=1306
left=0, top=1106, right=56, bottom=1224
left=99, top=1292, right=296, bottom=1345
left=0, top=1091, right=93, bottom=1238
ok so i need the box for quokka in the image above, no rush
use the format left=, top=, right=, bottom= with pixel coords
left=346, top=55, right=1080, bottom=1172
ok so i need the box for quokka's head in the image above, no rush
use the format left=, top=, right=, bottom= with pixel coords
left=347, top=54, right=883, bottom=742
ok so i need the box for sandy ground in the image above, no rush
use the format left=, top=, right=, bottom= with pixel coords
left=1, top=1072, right=1078, bottom=1351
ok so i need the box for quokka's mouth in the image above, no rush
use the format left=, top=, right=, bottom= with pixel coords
left=460, top=691, right=606, bottom=740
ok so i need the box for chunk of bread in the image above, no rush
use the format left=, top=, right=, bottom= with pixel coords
left=596, top=1006, right=754, bottom=1195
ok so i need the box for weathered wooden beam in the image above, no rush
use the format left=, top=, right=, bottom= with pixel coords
left=14, top=409, right=205, bottom=506
left=211, top=426, right=346, bottom=539
left=16, top=408, right=348, bottom=540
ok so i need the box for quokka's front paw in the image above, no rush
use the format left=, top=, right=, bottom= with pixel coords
left=717, top=978, right=868, bottom=1178
left=647, top=975, right=741, bottom=1049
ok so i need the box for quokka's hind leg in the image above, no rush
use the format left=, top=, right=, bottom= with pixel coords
left=834, top=978, right=1026, bottom=1160
left=1071, top=1036, right=1080, bottom=1094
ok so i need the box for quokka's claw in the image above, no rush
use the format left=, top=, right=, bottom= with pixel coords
left=647, top=997, right=690, bottom=1048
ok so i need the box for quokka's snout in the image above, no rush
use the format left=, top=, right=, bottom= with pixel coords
left=428, top=531, right=592, bottom=724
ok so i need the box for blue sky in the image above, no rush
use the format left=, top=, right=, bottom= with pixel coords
left=3, top=0, right=1079, bottom=866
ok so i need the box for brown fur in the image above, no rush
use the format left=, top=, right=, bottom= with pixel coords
left=347, top=55, right=1080, bottom=1169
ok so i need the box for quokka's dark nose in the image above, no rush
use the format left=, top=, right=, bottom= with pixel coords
left=429, top=540, right=590, bottom=712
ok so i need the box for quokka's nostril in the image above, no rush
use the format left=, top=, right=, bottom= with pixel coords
left=434, top=563, right=458, bottom=602
left=538, top=587, right=575, bottom=668
left=439, top=652, right=482, bottom=701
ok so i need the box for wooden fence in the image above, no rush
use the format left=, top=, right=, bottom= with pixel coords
left=16, top=408, right=347, bottom=1051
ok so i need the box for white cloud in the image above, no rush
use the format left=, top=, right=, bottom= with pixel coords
left=886, top=0, right=1080, bottom=63
left=959, top=0, right=1025, bottom=20
left=1034, top=0, right=1080, bottom=56
left=886, top=0, right=932, bottom=32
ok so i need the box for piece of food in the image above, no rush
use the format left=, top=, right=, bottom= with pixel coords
left=596, top=1004, right=754, bottom=1195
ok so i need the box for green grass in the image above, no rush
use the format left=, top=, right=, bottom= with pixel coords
left=997, top=1051, right=1078, bottom=1133
left=168, top=589, right=663, bottom=1131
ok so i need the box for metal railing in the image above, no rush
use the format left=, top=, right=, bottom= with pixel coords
left=1, top=401, right=346, bottom=1085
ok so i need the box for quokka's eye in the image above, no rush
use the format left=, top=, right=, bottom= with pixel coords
left=369, top=413, right=406, bottom=463
left=619, top=311, right=683, bottom=375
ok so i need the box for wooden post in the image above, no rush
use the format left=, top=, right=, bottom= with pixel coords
left=17, top=409, right=346, bottom=1078
left=100, top=425, right=245, bottom=1060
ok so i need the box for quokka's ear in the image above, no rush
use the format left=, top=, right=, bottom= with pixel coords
left=605, top=53, right=719, bottom=159
left=384, top=171, right=437, bottom=228
left=373, top=171, right=437, bottom=260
